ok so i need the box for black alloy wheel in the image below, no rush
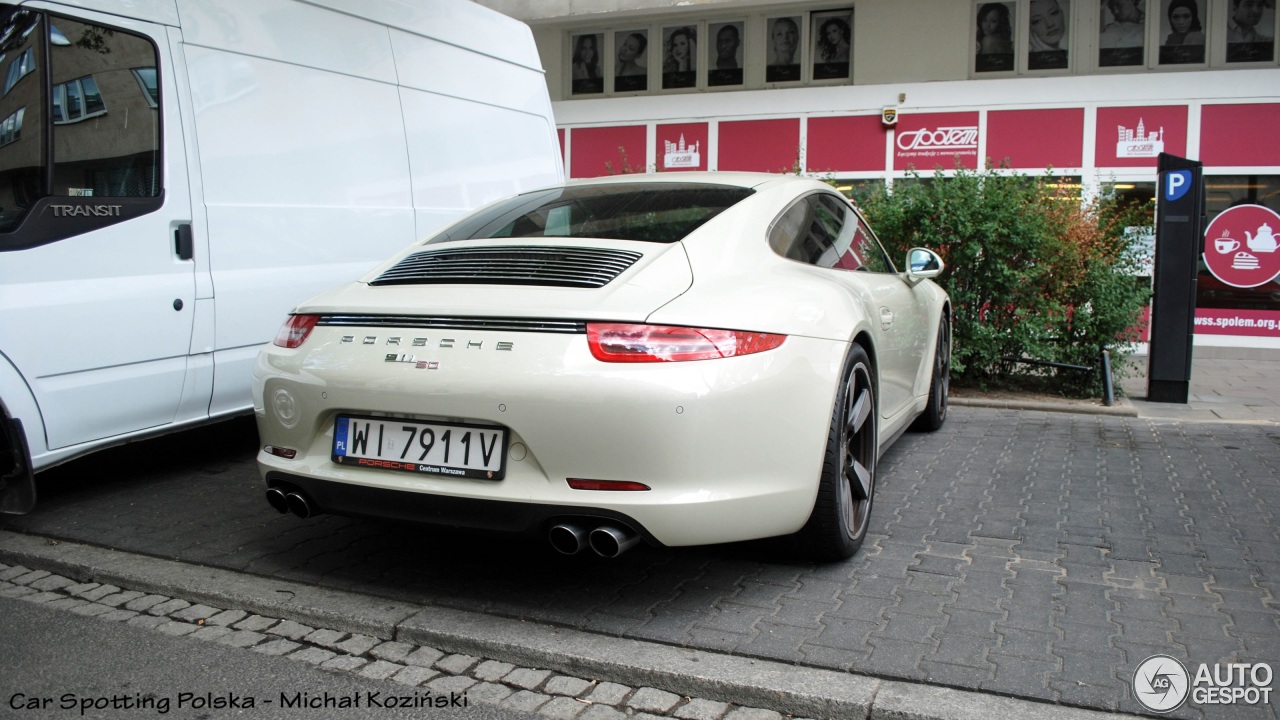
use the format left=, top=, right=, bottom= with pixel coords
left=913, top=313, right=951, bottom=432
left=801, top=343, right=877, bottom=560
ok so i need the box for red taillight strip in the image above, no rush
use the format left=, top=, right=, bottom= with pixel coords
left=273, top=315, right=319, bottom=349
left=586, top=323, right=785, bottom=363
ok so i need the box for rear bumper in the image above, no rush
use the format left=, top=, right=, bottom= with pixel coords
left=266, top=470, right=662, bottom=545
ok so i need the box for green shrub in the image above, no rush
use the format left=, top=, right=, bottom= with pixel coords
left=853, top=166, right=1151, bottom=397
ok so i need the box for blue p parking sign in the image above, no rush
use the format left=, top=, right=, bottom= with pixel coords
left=1166, top=169, right=1192, bottom=202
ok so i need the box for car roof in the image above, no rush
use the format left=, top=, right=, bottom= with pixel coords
left=558, top=171, right=823, bottom=192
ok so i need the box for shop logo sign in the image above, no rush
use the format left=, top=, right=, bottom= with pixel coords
left=663, top=134, right=700, bottom=169
left=1116, top=118, right=1164, bottom=158
left=1203, top=204, right=1280, bottom=289
left=896, top=126, right=978, bottom=154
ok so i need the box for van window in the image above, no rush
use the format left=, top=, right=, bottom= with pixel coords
left=51, top=17, right=159, bottom=198
left=0, top=8, right=44, bottom=233
left=0, top=6, right=161, bottom=243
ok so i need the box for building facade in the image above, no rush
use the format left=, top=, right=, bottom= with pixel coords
left=477, top=0, right=1280, bottom=354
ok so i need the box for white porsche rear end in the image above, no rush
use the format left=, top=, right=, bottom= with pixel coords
left=253, top=173, right=949, bottom=558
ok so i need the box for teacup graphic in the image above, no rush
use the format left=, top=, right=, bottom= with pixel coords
left=1215, top=236, right=1240, bottom=254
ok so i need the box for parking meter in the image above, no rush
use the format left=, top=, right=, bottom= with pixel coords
left=1147, top=153, right=1204, bottom=403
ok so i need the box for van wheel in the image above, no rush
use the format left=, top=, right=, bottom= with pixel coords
left=912, top=314, right=950, bottom=432
left=800, top=343, right=876, bottom=561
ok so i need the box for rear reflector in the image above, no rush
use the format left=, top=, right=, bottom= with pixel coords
left=265, top=445, right=298, bottom=459
left=567, top=479, right=652, bottom=491
left=586, top=323, right=785, bottom=363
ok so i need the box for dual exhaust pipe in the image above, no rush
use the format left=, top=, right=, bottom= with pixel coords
left=549, top=522, right=640, bottom=558
left=266, top=486, right=314, bottom=519
left=268, top=489, right=639, bottom=558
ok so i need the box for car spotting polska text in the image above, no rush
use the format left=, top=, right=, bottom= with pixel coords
left=7, top=690, right=468, bottom=714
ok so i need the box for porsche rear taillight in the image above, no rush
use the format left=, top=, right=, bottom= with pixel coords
left=586, top=323, right=785, bottom=363
left=273, top=314, right=319, bottom=348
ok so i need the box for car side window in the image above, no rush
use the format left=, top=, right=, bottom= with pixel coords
left=769, top=193, right=896, bottom=273
left=846, top=203, right=896, bottom=274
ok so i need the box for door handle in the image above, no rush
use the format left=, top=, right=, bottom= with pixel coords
left=175, top=223, right=193, bottom=260
left=879, top=307, right=894, bottom=328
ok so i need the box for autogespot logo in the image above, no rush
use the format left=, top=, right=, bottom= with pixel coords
left=1134, top=655, right=1190, bottom=713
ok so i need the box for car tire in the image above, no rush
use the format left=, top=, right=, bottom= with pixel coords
left=800, top=343, right=877, bottom=561
left=911, top=313, right=950, bottom=432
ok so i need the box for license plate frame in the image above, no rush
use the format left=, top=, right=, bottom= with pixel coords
left=332, top=415, right=507, bottom=480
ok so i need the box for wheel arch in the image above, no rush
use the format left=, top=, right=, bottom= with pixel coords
left=0, top=350, right=45, bottom=462
left=0, top=352, right=39, bottom=513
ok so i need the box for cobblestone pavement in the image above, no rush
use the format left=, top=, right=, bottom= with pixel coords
left=0, top=564, right=788, bottom=720
left=3, top=408, right=1278, bottom=719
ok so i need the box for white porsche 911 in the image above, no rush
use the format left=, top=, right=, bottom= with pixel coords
left=254, top=173, right=950, bottom=560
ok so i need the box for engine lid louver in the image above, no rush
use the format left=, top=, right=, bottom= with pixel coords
left=370, top=246, right=643, bottom=289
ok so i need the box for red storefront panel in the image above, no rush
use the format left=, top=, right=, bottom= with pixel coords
left=893, top=112, right=980, bottom=172
left=806, top=115, right=887, bottom=173
left=1200, top=104, right=1280, bottom=167
left=1094, top=106, right=1187, bottom=169
left=718, top=119, right=801, bottom=173
left=570, top=125, right=646, bottom=178
left=986, top=109, right=1084, bottom=169
left=657, top=123, right=708, bottom=172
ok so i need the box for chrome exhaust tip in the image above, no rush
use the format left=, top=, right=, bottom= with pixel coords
left=589, top=525, right=640, bottom=558
left=265, top=487, right=289, bottom=514
left=549, top=523, right=588, bottom=555
left=285, top=492, right=312, bottom=519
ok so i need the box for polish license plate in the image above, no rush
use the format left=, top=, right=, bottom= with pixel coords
left=332, top=415, right=507, bottom=480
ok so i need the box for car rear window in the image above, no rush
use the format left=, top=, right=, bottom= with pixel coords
left=430, top=183, right=755, bottom=244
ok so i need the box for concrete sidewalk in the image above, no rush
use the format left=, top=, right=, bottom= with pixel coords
left=953, top=351, right=1280, bottom=424
left=1120, top=352, right=1280, bottom=424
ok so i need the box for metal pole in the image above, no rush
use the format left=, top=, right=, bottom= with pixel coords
left=1100, top=349, right=1115, bottom=407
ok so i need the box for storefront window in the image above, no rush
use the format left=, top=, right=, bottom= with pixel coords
left=1200, top=175, right=1280, bottom=310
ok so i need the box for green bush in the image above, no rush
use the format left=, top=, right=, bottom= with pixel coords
left=853, top=166, right=1151, bottom=397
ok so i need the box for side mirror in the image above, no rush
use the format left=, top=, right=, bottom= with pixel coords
left=906, top=248, right=944, bottom=283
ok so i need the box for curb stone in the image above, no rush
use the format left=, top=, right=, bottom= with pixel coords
left=0, top=530, right=1140, bottom=720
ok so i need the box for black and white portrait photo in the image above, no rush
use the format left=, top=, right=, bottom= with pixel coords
left=1226, top=0, right=1275, bottom=63
left=570, top=33, right=603, bottom=94
left=708, top=21, right=744, bottom=86
left=1099, top=0, right=1146, bottom=67
left=766, top=15, right=802, bottom=82
left=662, top=25, right=697, bottom=89
left=976, top=2, right=1015, bottom=72
left=811, top=9, right=852, bottom=80
left=614, top=29, right=648, bottom=92
left=1028, top=0, right=1070, bottom=69
left=1159, top=0, right=1205, bottom=64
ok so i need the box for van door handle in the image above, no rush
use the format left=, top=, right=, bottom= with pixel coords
left=175, top=223, right=193, bottom=260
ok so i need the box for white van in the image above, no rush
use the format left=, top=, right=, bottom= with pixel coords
left=0, top=0, right=564, bottom=512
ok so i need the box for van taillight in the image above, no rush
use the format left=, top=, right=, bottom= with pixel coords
left=273, top=315, right=319, bottom=348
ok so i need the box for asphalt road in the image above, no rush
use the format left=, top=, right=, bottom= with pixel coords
left=0, top=594, right=543, bottom=720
